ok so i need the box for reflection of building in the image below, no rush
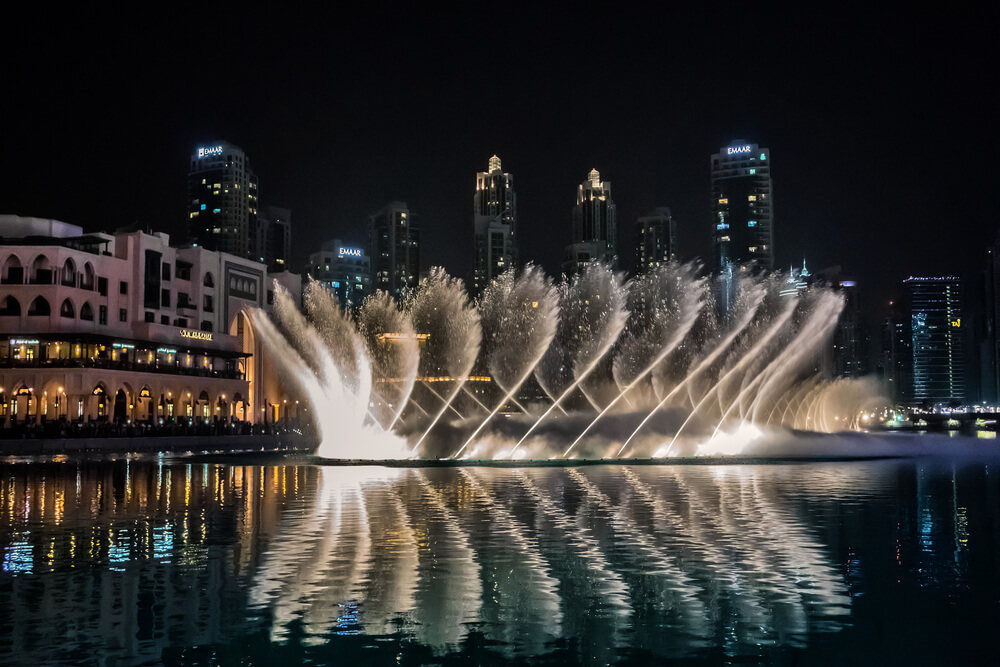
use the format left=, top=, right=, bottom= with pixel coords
left=473, top=155, right=517, bottom=294
left=711, top=141, right=773, bottom=273
left=0, top=214, right=298, bottom=425
left=0, top=460, right=314, bottom=663
left=634, top=207, right=676, bottom=273
left=564, top=169, right=617, bottom=274
left=307, top=239, right=372, bottom=309
left=905, top=276, right=965, bottom=406
left=368, top=202, right=419, bottom=298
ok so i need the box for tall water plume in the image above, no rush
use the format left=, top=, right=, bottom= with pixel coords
left=357, top=291, right=419, bottom=430
left=406, top=268, right=482, bottom=455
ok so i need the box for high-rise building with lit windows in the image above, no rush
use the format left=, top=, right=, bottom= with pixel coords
left=905, top=276, right=965, bottom=405
left=187, top=141, right=259, bottom=258
left=472, top=155, right=517, bottom=293
left=367, top=202, right=419, bottom=298
left=564, top=168, right=617, bottom=274
left=711, top=141, right=773, bottom=273
left=635, top=207, right=676, bottom=273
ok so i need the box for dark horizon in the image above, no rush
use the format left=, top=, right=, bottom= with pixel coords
left=2, top=7, right=996, bottom=319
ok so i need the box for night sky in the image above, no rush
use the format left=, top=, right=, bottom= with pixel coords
left=2, top=7, right=995, bottom=321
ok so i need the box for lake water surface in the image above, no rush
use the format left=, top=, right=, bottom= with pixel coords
left=2, top=443, right=999, bottom=665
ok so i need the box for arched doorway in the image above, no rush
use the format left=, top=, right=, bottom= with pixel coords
left=230, top=309, right=256, bottom=422
left=113, top=390, right=127, bottom=421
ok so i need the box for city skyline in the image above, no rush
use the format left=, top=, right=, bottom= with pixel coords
left=1, top=8, right=994, bottom=320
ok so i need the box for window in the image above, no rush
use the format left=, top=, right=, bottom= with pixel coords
left=161, top=289, right=170, bottom=307
left=203, top=295, right=213, bottom=312
left=97, top=277, right=108, bottom=296
left=267, top=290, right=274, bottom=305
left=60, top=299, right=75, bottom=318
left=162, top=263, right=171, bottom=281
left=204, top=273, right=214, bottom=288
left=145, top=311, right=154, bottom=323
left=201, top=320, right=213, bottom=332
left=175, top=318, right=188, bottom=327
left=119, top=281, right=128, bottom=295
left=119, top=308, right=127, bottom=322
left=99, top=305, right=107, bottom=325
left=80, top=302, right=94, bottom=321
left=161, top=315, right=169, bottom=325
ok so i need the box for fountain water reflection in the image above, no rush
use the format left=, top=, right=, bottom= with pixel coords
left=4, top=453, right=1000, bottom=664
left=256, top=262, right=884, bottom=460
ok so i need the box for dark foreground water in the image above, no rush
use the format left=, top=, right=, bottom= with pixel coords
left=2, top=444, right=1000, bottom=665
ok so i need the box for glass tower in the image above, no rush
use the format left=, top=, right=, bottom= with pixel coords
left=711, top=141, right=773, bottom=273
left=905, top=276, right=965, bottom=405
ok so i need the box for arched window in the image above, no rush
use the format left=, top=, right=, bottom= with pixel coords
left=204, top=272, right=214, bottom=288
left=27, top=296, right=50, bottom=316
left=60, top=298, right=75, bottom=318
left=1, top=255, right=23, bottom=284
left=61, top=258, right=77, bottom=286
left=31, top=255, right=52, bottom=285
left=82, top=262, right=95, bottom=290
left=0, top=295, right=21, bottom=316
left=80, top=302, right=94, bottom=321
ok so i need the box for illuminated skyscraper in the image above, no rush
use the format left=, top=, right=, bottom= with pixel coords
left=905, top=276, right=965, bottom=405
left=187, top=141, right=259, bottom=258
left=635, top=207, right=676, bottom=273
left=472, top=155, right=517, bottom=293
left=711, top=141, right=773, bottom=273
left=368, top=202, right=419, bottom=298
left=564, top=168, right=617, bottom=274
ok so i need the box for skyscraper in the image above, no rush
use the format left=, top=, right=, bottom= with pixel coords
left=711, top=141, right=773, bottom=273
left=564, top=168, right=616, bottom=274
left=256, top=205, right=291, bottom=270
left=308, top=239, right=371, bottom=309
left=635, top=207, right=676, bottom=273
left=472, top=156, right=517, bottom=294
left=905, top=276, right=965, bottom=405
left=367, top=202, right=419, bottom=298
left=187, top=141, right=259, bottom=258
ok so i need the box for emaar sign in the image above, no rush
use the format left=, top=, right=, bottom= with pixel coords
left=198, top=146, right=223, bottom=158
left=339, top=247, right=362, bottom=258
left=727, top=145, right=752, bottom=155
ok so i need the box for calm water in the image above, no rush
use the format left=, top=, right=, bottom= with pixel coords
left=2, top=448, right=1000, bottom=665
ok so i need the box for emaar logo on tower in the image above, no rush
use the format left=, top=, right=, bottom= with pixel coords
left=198, top=146, right=223, bottom=158
left=339, top=247, right=362, bottom=258
left=727, top=145, right=752, bottom=155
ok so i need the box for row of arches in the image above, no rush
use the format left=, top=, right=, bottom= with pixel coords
left=0, top=380, right=250, bottom=424
left=1, top=253, right=96, bottom=288
left=0, top=295, right=95, bottom=319
left=1, top=253, right=217, bottom=289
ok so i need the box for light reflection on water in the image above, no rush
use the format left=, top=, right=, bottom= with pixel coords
left=0, top=456, right=998, bottom=664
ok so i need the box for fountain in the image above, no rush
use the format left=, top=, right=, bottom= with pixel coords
left=254, top=262, right=884, bottom=460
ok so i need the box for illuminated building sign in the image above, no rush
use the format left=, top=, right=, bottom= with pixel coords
left=9, top=339, right=39, bottom=345
left=112, top=342, right=135, bottom=350
left=157, top=347, right=177, bottom=354
left=179, top=329, right=213, bottom=341
left=197, top=146, right=223, bottom=158
left=339, top=247, right=362, bottom=258
left=727, top=145, right=752, bottom=155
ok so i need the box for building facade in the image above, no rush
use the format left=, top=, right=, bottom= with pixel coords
left=256, top=205, right=292, bottom=270
left=307, top=239, right=372, bottom=309
left=635, top=207, right=677, bottom=273
left=905, top=276, right=965, bottom=406
left=472, top=155, right=517, bottom=294
left=187, top=141, right=259, bottom=259
left=564, top=168, right=617, bottom=274
left=711, top=141, right=773, bottom=273
left=0, top=215, right=298, bottom=427
left=367, top=202, right=419, bottom=299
